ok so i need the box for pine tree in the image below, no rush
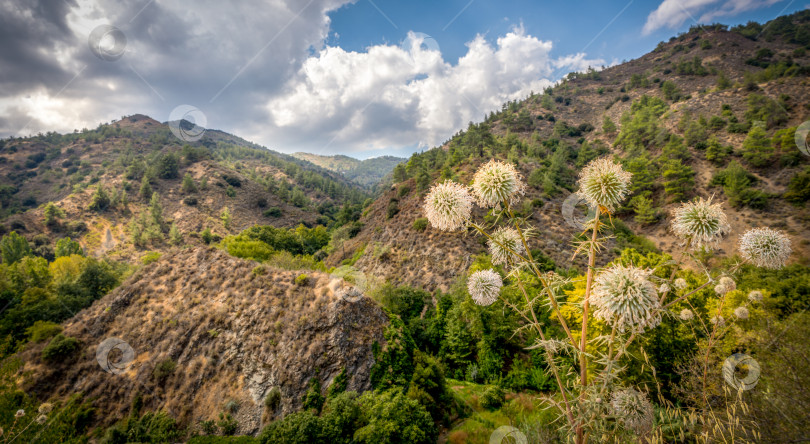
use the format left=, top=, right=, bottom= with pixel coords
left=181, top=173, right=197, bottom=194
left=88, top=186, right=110, bottom=211
left=221, top=207, right=232, bottom=230
left=602, top=115, right=617, bottom=135
left=139, top=176, right=153, bottom=200
left=43, top=202, right=64, bottom=227
left=169, top=223, right=183, bottom=246
left=149, top=193, right=163, bottom=229
left=742, top=125, right=774, bottom=167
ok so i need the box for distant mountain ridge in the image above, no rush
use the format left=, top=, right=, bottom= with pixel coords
left=292, top=152, right=405, bottom=188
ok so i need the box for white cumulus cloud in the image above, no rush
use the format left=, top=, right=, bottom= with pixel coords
left=266, top=28, right=605, bottom=155
left=642, top=0, right=784, bottom=35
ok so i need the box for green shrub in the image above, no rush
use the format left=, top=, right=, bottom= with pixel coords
left=785, top=167, right=810, bottom=204
left=223, top=239, right=274, bottom=262
left=397, top=185, right=411, bottom=197
left=480, top=385, right=505, bottom=409
left=412, top=218, right=428, bottom=231
left=295, top=274, right=310, bottom=286
left=263, top=207, right=282, bottom=218
left=42, top=333, right=80, bottom=362
left=218, top=413, right=238, bottom=436
left=386, top=199, right=400, bottom=219
left=141, top=251, right=162, bottom=265
left=264, top=387, right=281, bottom=411
left=153, top=359, right=176, bottom=381
left=252, top=266, right=267, bottom=276
left=26, top=320, right=62, bottom=343
left=302, top=374, right=325, bottom=412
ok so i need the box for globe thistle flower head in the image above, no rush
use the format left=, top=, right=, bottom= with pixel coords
left=679, top=308, right=694, bottom=321
left=611, top=388, right=654, bottom=436
left=38, top=403, right=53, bottom=415
left=710, top=315, right=725, bottom=327
left=468, top=269, right=503, bottom=306
left=748, top=290, right=763, bottom=302
left=471, top=160, right=526, bottom=208
left=36, top=415, right=47, bottom=425
left=739, top=228, right=792, bottom=269
left=719, top=277, right=736, bottom=293
left=734, top=306, right=750, bottom=320
left=674, top=278, right=688, bottom=290
left=592, top=265, right=661, bottom=333
left=715, top=284, right=728, bottom=295
left=423, top=181, right=474, bottom=231
left=670, top=196, right=730, bottom=250
left=576, top=157, right=632, bottom=212
left=659, top=283, right=671, bottom=294
left=15, top=409, right=24, bottom=418
left=488, top=227, right=525, bottom=266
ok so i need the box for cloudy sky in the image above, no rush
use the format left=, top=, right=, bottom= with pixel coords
left=1, top=0, right=805, bottom=158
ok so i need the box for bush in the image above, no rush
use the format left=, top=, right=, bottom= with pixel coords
left=42, top=333, right=80, bottom=362
left=264, top=207, right=282, bottom=218
left=264, top=387, right=281, bottom=411
left=295, top=274, right=310, bottom=286
left=141, top=251, right=162, bottom=265
left=386, top=199, right=400, bottom=219
left=26, top=320, right=62, bottom=343
left=218, top=413, right=238, bottom=436
left=153, top=358, right=176, bottom=381
left=302, top=374, right=325, bottom=412
left=412, top=218, right=428, bottom=231
left=183, top=196, right=198, bottom=206
left=480, top=385, right=505, bottom=409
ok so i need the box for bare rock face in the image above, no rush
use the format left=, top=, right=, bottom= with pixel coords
left=18, top=248, right=389, bottom=435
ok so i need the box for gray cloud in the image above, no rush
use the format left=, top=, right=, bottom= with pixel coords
left=1, top=0, right=602, bottom=157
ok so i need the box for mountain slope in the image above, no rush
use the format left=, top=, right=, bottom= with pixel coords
left=328, top=11, right=810, bottom=292
left=17, top=248, right=388, bottom=435
left=0, top=115, right=369, bottom=261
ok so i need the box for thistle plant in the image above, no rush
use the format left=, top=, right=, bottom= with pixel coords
left=739, top=227, right=792, bottom=269
left=670, top=196, right=730, bottom=250
left=422, top=156, right=793, bottom=443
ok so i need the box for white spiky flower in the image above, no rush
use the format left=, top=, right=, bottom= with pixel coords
left=739, top=228, right=792, bottom=269
left=679, top=308, right=694, bottom=321
left=592, top=265, right=661, bottom=333
left=715, top=284, right=728, bottom=295
left=576, top=157, right=632, bottom=212
left=15, top=409, right=24, bottom=418
left=748, top=290, right=763, bottom=302
left=710, top=315, right=725, bottom=327
left=674, top=278, right=688, bottom=290
left=471, top=160, right=526, bottom=208
left=670, top=196, right=730, bottom=250
left=734, top=306, right=750, bottom=320
left=719, top=277, right=736, bottom=293
left=488, top=227, right=525, bottom=266
left=611, top=388, right=654, bottom=435
left=468, top=269, right=503, bottom=306
left=659, top=283, right=671, bottom=294
left=423, top=181, right=474, bottom=231
left=37, top=403, right=53, bottom=415
left=36, top=414, right=47, bottom=425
